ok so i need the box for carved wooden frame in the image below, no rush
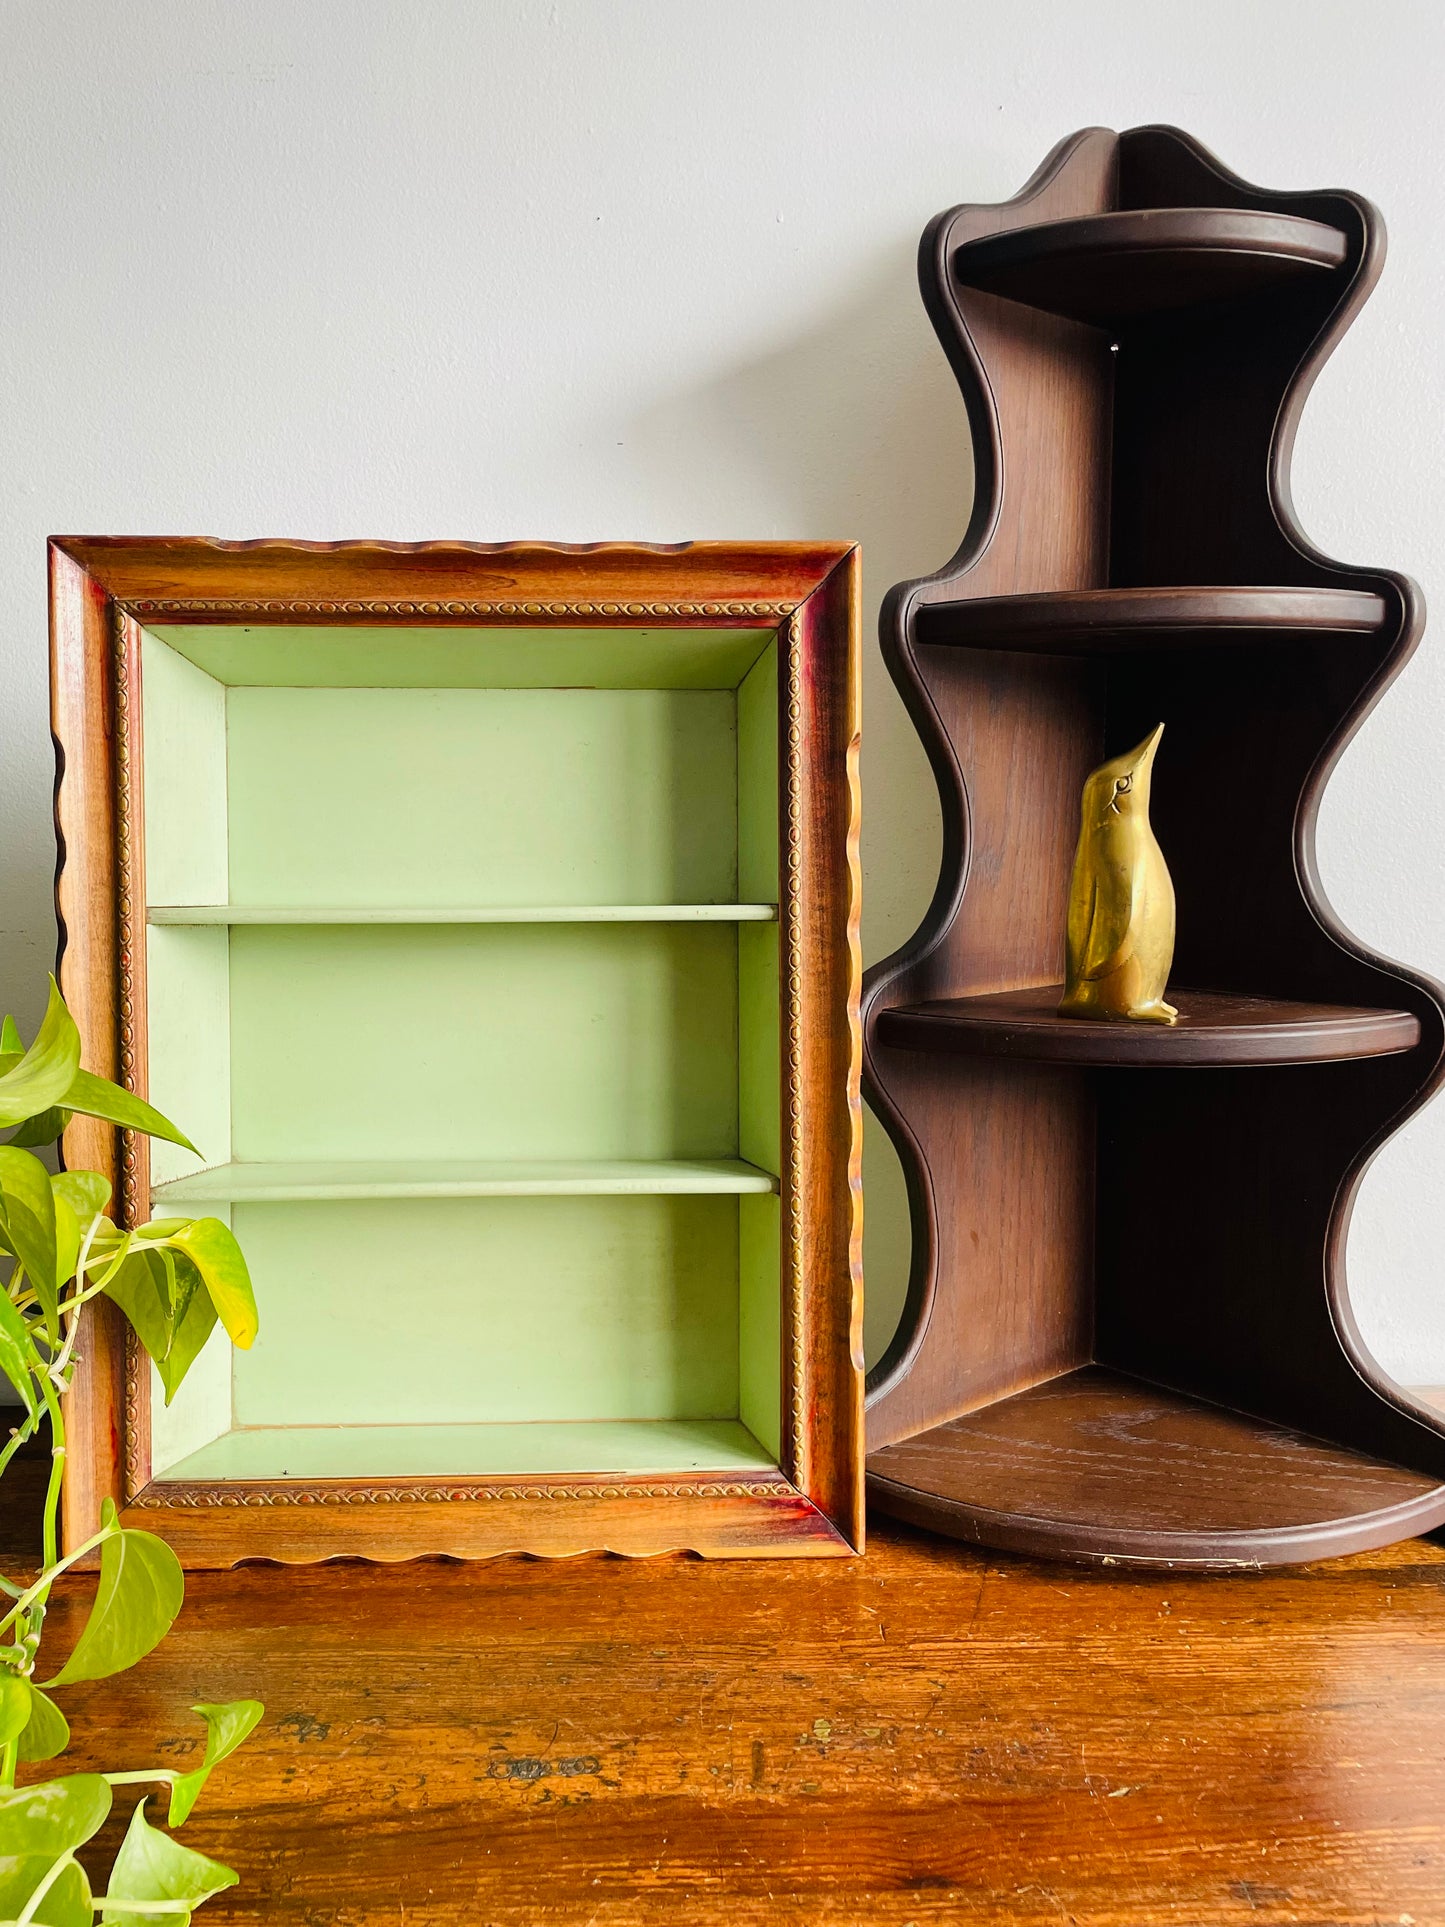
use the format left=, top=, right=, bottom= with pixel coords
left=50, top=538, right=863, bottom=1564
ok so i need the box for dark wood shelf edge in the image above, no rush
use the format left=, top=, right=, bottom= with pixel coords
left=951, top=207, right=1351, bottom=326
left=865, top=1465, right=1445, bottom=1571
left=955, top=206, right=1349, bottom=274
left=876, top=986, right=1421, bottom=1068
left=914, top=584, right=1390, bottom=653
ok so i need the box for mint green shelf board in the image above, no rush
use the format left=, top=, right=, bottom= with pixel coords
left=146, top=624, right=776, bottom=690
left=152, top=1158, right=780, bottom=1204
left=228, top=1195, right=742, bottom=1430
left=148, top=903, right=778, bottom=925
left=154, top=1418, right=777, bottom=1482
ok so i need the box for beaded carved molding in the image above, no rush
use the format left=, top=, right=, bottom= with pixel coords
left=115, top=601, right=813, bottom=1510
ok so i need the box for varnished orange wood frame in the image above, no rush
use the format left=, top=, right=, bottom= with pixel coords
left=49, top=539, right=863, bottom=1565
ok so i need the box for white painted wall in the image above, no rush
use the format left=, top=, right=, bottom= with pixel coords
left=2, top=0, right=1443, bottom=1377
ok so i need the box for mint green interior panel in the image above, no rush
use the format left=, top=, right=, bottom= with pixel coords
left=738, top=1195, right=782, bottom=1458
left=137, top=620, right=786, bottom=1480
left=737, top=642, right=779, bottom=902
left=737, top=643, right=782, bottom=1171
left=735, top=642, right=782, bottom=1455
left=226, top=923, right=739, bottom=1161
left=226, top=687, right=741, bottom=908
left=231, top=1195, right=739, bottom=1427
left=150, top=1327, right=233, bottom=1475
left=139, top=633, right=227, bottom=906
left=149, top=625, right=774, bottom=690
left=144, top=928, right=230, bottom=1185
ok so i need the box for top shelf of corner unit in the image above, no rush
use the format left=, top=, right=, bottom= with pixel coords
left=952, top=208, right=1350, bottom=326
left=913, top=585, right=1388, bottom=654
left=146, top=903, right=779, bottom=926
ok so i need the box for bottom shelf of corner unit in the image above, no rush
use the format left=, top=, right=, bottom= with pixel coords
left=866, top=1368, right=1445, bottom=1568
left=154, top=1417, right=778, bottom=1484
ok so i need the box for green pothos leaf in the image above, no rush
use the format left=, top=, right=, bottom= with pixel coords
left=0, top=1675, right=31, bottom=1750
left=162, top=1221, right=257, bottom=1351
left=0, top=1018, right=21, bottom=1057
left=0, top=1291, right=40, bottom=1426
left=0, top=1147, right=60, bottom=1336
left=100, top=1251, right=173, bottom=1371
left=44, top=1504, right=184, bottom=1689
left=56, top=1071, right=198, bottom=1159
left=52, top=1193, right=81, bottom=1302
left=0, top=1773, right=111, bottom=1859
left=0, top=982, right=81, bottom=1132
left=0, top=1850, right=93, bottom=1925
left=99, top=1799, right=237, bottom=1925
left=51, top=1171, right=111, bottom=1235
left=8, top=1106, right=71, bottom=1149
left=167, top=1701, right=264, bottom=1827
left=154, top=1279, right=217, bottom=1409
left=17, top=1688, right=71, bottom=1764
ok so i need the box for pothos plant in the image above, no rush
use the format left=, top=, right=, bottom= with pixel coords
left=0, top=981, right=262, bottom=1924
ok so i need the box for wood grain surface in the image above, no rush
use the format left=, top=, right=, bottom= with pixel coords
left=9, top=1458, right=1445, bottom=1926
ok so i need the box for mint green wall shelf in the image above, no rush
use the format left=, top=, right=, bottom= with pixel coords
left=148, top=905, right=778, bottom=924
left=153, top=1158, right=778, bottom=1202
left=139, top=620, right=785, bottom=1486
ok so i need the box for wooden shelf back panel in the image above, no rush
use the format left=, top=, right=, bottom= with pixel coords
left=878, top=985, right=1420, bottom=1067
left=915, top=584, right=1389, bottom=653
left=866, top=1369, right=1445, bottom=1568
left=953, top=207, right=1349, bottom=326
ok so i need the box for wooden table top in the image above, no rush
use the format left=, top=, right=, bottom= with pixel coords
left=19, top=1477, right=1444, bottom=1926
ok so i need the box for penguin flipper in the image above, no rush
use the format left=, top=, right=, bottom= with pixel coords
left=1070, top=875, right=1137, bottom=983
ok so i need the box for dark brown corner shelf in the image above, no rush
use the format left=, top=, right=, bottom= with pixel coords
left=877, top=985, right=1420, bottom=1067
left=866, top=1370, right=1445, bottom=1569
left=953, top=206, right=1349, bottom=326
left=915, top=585, right=1389, bottom=653
left=862, top=124, right=1445, bottom=1571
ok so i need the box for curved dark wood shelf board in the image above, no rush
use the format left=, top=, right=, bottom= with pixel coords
left=876, top=985, right=1420, bottom=1067
left=866, top=1370, right=1445, bottom=1570
left=953, top=207, right=1350, bottom=326
left=914, top=585, right=1390, bottom=654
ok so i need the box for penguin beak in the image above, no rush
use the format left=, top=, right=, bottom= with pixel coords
left=1128, top=722, right=1165, bottom=772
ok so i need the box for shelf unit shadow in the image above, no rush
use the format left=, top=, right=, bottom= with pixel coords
left=51, top=540, right=863, bottom=1565
left=863, top=124, right=1445, bottom=1569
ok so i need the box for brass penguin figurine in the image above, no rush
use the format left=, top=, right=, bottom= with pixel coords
left=1059, top=724, right=1177, bottom=1024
